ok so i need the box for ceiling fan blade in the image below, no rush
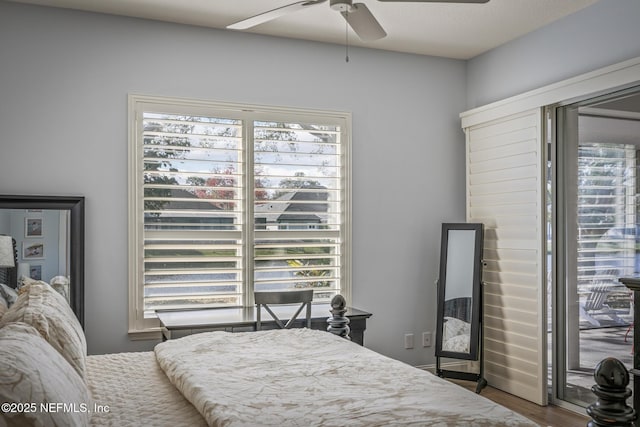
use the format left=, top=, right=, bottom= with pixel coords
left=378, top=0, right=489, bottom=3
left=227, top=1, right=326, bottom=30
left=341, top=3, right=387, bottom=41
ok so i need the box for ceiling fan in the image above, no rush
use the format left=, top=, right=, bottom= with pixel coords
left=227, top=0, right=490, bottom=42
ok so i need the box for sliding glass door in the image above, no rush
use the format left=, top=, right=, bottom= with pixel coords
left=552, top=87, right=640, bottom=408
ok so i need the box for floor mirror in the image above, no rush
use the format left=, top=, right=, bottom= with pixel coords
left=435, top=222, right=485, bottom=392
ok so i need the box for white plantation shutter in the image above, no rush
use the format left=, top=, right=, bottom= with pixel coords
left=465, top=108, right=547, bottom=405
left=129, top=95, right=351, bottom=331
left=253, top=121, right=342, bottom=301
left=141, top=112, right=244, bottom=313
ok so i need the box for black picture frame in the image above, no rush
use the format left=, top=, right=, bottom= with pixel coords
left=0, top=195, right=85, bottom=328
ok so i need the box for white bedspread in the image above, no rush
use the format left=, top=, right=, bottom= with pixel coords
left=87, top=351, right=207, bottom=426
left=154, top=328, right=537, bottom=426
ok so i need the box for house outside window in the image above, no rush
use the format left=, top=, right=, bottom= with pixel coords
left=128, top=95, right=351, bottom=334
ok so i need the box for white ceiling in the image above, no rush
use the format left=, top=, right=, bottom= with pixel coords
left=6, top=0, right=599, bottom=59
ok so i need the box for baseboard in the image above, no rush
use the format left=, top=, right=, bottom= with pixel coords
left=417, top=360, right=476, bottom=374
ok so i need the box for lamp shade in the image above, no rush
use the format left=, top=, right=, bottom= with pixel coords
left=0, top=236, right=15, bottom=268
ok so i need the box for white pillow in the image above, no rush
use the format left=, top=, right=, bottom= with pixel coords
left=21, top=275, right=68, bottom=301
left=0, top=281, right=87, bottom=379
left=0, top=322, right=92, bottom=427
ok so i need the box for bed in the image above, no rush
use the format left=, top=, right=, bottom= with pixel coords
left=0, top=280, right=538, bottom=426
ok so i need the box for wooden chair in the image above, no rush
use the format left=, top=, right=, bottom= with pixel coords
left=255, top=289, right=313, bottom=331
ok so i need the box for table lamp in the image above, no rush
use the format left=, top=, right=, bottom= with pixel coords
left=0, top=236, right=15, bottom=286
left=0, top=236, right=15, bottom=268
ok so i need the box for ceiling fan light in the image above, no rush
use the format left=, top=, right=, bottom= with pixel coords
left=330, top=0, right=353, bottom=12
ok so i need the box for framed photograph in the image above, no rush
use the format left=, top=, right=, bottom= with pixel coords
left=23, top=241, right=44, bottom=260
left=25, top=218, right=43, bottom=237
left=30, top=265, right=42, bottom=280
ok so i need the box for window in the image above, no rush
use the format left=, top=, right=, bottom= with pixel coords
left=576, top=143, right=636, bottom=289
left=128, top=95, right=351, bottom=334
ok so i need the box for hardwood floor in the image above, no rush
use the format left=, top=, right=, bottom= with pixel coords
left=449, top=380, right=590, bottom=426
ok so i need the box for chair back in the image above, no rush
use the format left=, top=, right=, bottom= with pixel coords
left=255, top=289, right=313, bottom=330
left=585, top=269, right=618, bottom=311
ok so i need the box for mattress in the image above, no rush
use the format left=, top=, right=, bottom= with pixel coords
left=86, top=351, right=207, bottom=427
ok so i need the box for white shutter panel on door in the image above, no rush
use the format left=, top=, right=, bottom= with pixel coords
left=466, top=108, right=546, bottom=405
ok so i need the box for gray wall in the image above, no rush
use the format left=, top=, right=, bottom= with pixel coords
left=467, top=0, right=640, bottom=108
left=0, top=2, right=467, bottom=365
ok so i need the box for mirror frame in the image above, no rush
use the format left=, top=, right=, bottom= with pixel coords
left=0, top=195, right=85, bottom=328
left=435, top=222, right=484, bottom=361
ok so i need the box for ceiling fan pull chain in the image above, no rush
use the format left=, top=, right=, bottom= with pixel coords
left=345, top=13, right=350, bottom=62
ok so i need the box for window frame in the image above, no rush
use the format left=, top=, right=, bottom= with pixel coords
left=128, top=94, right=352, bottom=336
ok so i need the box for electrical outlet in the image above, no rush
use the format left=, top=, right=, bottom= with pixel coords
left=404, top=333, right=414, bottom=349
left=422, top=331, right=432, bottom=347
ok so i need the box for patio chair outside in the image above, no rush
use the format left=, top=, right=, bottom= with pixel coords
left=579, top=269, right=625, bottom=327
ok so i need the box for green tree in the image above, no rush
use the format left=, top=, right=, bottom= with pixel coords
left=273, top=172, right=323, bottom=199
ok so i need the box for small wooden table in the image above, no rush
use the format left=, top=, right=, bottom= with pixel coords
left=157, top=305, right=372, bottom=346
